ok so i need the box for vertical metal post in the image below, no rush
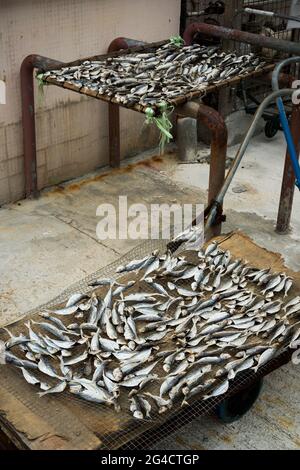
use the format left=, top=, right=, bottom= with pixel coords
left=109, top=104, right=121, bottom=168
left=222, top=0, right=242, bottom=51
left=218, top=0, right=243, bottom=119
left=276, top=104, right=300, bottom=233
left=21, top=56, right=38, bottom=198
left=21, top=55, right=63, bottom=198
left=107, top=38, right=146, bottom=168
left=180, top=0, right=188, bottom=36
left=176, top=101, right=228, bottom=237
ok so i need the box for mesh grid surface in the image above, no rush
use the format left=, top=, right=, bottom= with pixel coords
left=185, top=1, right=297, bottom=59
left=0, top=234, right=297, bottom=450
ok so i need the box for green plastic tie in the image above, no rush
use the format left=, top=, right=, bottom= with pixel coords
left=145, top=101, right=174, bottom=154
left=169, top=35, right=185, bottom=48
left=36, top=73, right=46, bottom=105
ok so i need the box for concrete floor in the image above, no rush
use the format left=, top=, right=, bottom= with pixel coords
left=0, top=132, right=299, bottom=449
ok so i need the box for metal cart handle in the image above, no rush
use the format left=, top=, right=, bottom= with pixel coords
left=236, top=7, right=300, bottom=25
left=205, top=88, right=296, bottom=232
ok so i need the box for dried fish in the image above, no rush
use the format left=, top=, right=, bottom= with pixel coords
left=66, top=293, right=87, bottom=308
left=21, top=367, right=40, bottom=385
left=38, top=357, right=63, bottom=379
left=4, top=351, right=38, bottom=369
left=53, top=305, right=79, bottom=316
left=254, top=348, right=276, bottom=372
left=41, top=43, right=265, bottom=112
left=129, top=396, right=144, bottom=419
left=5, top=240, right=296, bottom=420
left=39, top=381, right=67, bottom=397
left=204, top=379, right=229, bottom=399
left=63, top=350, right=88, bottom=366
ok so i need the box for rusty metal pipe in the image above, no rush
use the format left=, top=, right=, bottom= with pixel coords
left=276, top=104, right=300, bottom=233
left=107, top=38, right=146, bottom=168
left=108, top=37, right=146, bottom=53
left=183, top=22, right=300, bottom=55
left=176, top=101, right=228, bottom=236
left=272, top=57, right=300, bottom=92
left=261, top=72, right=295, bottom=89
left=21, top=55, right=64, bottom=198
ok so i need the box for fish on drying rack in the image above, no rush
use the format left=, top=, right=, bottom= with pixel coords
left=39, top=42, right=267, bottom=110
left=2, top=236, right=299, bottom=421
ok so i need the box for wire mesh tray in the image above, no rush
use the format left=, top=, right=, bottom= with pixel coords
left=0, top=232, right=298, bottom=450
left=41, top=40, right=275, bottom=115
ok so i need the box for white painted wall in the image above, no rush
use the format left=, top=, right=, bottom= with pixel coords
left=0, top=0, right=180, bottom=204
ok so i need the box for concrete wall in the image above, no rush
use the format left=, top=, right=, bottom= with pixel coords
left=0, top=0, right=180, bottom=205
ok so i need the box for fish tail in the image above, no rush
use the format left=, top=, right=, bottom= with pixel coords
left=2, top=327, right=12, bottom=337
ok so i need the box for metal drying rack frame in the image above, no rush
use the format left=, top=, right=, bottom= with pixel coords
left=20, top=23, right=300, bottom=236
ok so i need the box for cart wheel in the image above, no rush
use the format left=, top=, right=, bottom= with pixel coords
left=265, top=118, right=280, bottom=138
left=216, top=378, right=263, bottom=424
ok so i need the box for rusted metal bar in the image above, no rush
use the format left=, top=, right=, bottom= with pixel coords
left=108, top=37, right=146, bottom=53
left=176, top=101, right=228, bottom=236
left=108, top=103, right=121, bottom=168
left=21, top=55, right=64, bottom=198
left=183, top=22, right=300, bottom=55
left=107, top=38, right=147, bottom=168
left=276, top=104, right=300, bottom=234
left=261, top=72, right=295, bottom=88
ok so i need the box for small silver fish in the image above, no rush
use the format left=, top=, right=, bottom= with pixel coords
left=284, top=278, right=293, bottom=297
left=63, top=350, right=88, bottom=366
left=262, top=275, right=282, bottom=294
left=116, top=255, right=150, bottom=273
left=5, top=352, right=38, bottom=369
left=32, top=321, right=69, bottom=341
left=66, top=293, right=87, bottom=308
left=254, top=348, right=276, bottom=372
left=38, top=381, right=67, bottom=397
left=123, top=293, right=157, bottom=303
left=284, top=296, right=300, bottom=311
left=269, top=324, right=286, bottom=343
left=53, top=305, right=79, bottom=316
left=4, top=332, right=30, bottom=350
left=160, top=374, right=183, bottom=397
left=21, top=367, right=40, bottom=385
left=38, top=357, right=63, bottom=379
left=129, top=396, right=144, bottom=420
left=137, top=396, right=152, bottom=418
left=121, top=374, right=157, bottom=388
left=203, top=379, right=229, bottom=399
left=72, top=387, right=115, bottom=406
left=144, top=392, right=171, bottom=412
